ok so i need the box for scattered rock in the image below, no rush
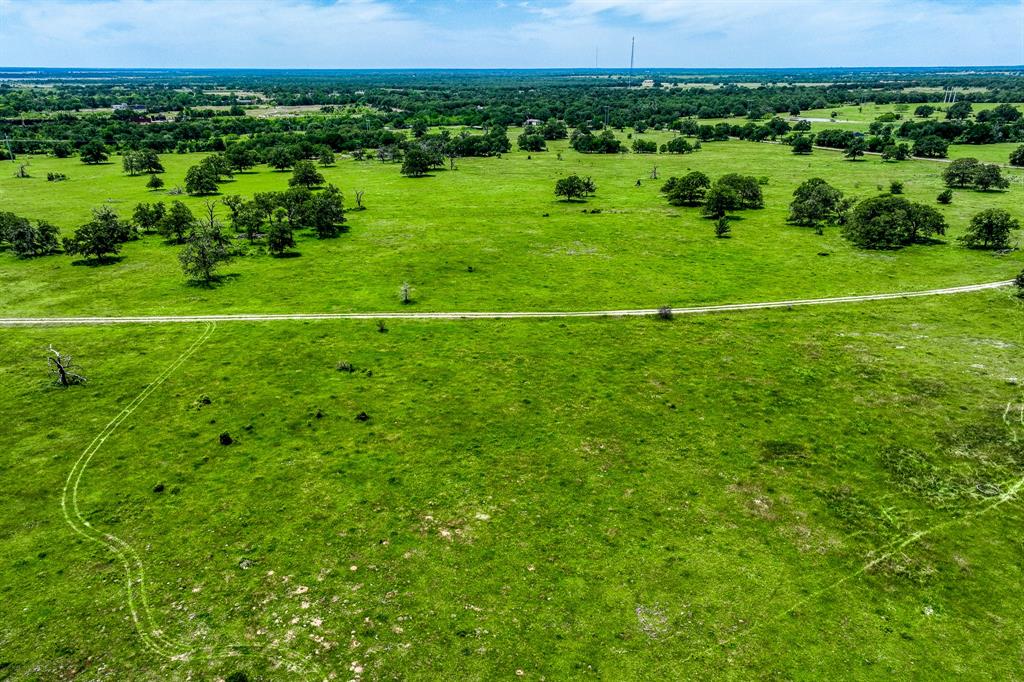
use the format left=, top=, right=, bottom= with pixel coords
left=238, top=558, right=254, bottom=570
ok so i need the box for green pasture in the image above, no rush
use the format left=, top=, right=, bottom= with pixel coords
left=1, top=290, right=1023, bottom=679
left=1, top=137, right=1021, bottom=317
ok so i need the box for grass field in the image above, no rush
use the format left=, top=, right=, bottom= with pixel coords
left=2, top=289, right=1023, bottom=679
left=1, top=135, right=1022, bottom=317
left=3, top=128, right=1024, bottom=680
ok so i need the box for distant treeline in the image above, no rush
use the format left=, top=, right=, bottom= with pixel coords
left=3, top=70, right=1024, bottom=159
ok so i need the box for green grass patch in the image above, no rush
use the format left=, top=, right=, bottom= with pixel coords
left=1, top=139, right=1022, bottom=317
left=2, top=291, right=1023, bottom=679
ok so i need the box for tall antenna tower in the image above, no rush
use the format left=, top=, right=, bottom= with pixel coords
left=629, top=37, right=635, bottom=86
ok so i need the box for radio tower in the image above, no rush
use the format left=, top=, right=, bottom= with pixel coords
left=629, top=37, right=635, bottom=86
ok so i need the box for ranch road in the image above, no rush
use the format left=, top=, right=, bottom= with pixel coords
left=0, top=280, right=1014, bottom=326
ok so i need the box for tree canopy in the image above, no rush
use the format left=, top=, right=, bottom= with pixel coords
left=555, top=174, right=591, bottom=202
left=958, top=208, right=1019, bottom=250
left=788, top=178, right=848, bottom=229
left=841, top=195, right=946, bottom=249
left=661, top=172, right=710, bottom=206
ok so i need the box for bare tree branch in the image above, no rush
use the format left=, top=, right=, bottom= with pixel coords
left=47, top=345, right=87, bottom=386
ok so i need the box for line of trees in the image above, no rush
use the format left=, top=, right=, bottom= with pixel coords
left=660, top=173, right=765, bottom=219
left=0, top=211, right=61, bottom=258
left=942, top=158, right=1010, bottom=192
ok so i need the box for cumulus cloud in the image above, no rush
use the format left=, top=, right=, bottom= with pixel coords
left=0, top=0, right=1021, bottom=68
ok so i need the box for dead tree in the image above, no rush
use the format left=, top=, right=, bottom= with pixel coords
left=650, top=166, right=659, bottom=180
left=47, top=345, right=86, bottom=386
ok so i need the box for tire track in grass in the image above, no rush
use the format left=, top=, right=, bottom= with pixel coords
left=664, top=399, right=1024, bottom=671
left=60, top=322, right=323, bottom=679
left=0, top=279, right=1014, bottom=326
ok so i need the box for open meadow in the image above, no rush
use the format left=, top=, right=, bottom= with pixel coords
left=1, top=135, right=1022, bottom=317
left=3, top=64, right=1024, bottom=681
left=2, top=290, right=1023, bottom=679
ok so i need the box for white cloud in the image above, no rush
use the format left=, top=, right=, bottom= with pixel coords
left=2, top=0, right=429, bottom=68
left=512, top=0, right=1024, bottom=68
left=0, top=0, right=1021, bottom=68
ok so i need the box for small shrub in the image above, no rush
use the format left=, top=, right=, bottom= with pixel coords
left=936, top=189, right=953, bottom=204
left=376, top=320, right=388, bottom=333
left=356, top=411, right=370, bottom=422
left=889, top=180, right=904, bottom=194
left=400, top=282, right=412, bottom=304
left=715, top=216, right=731, bottom=239
left=336, top=361, right=355, bottom=373
left=219, top=432, right=233, bottom=446
left=1014, top=270, right=1024, bottom=298
left=656, top=305, right=673, bottom=320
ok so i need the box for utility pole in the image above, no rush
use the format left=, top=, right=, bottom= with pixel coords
left=629, top=37, right=635, bottom=87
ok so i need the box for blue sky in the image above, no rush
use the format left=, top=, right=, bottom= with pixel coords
left=1, top=0, right=1022, bottom=69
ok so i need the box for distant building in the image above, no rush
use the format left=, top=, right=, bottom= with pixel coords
left=523, top=118, right=543, bottom=126
left=640, top=79, right=655, bottom=88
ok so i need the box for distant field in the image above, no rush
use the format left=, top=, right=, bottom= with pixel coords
left=2, top=290, right=1023, bottom=679
left=1, top=135, right=1021, bottom=318
left=946, top=142, right=1023, bottom=164
left=800, top=101, right=1024, bottom=125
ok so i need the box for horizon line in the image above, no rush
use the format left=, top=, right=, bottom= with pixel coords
left=2, top=65, right=1023, bottom=73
